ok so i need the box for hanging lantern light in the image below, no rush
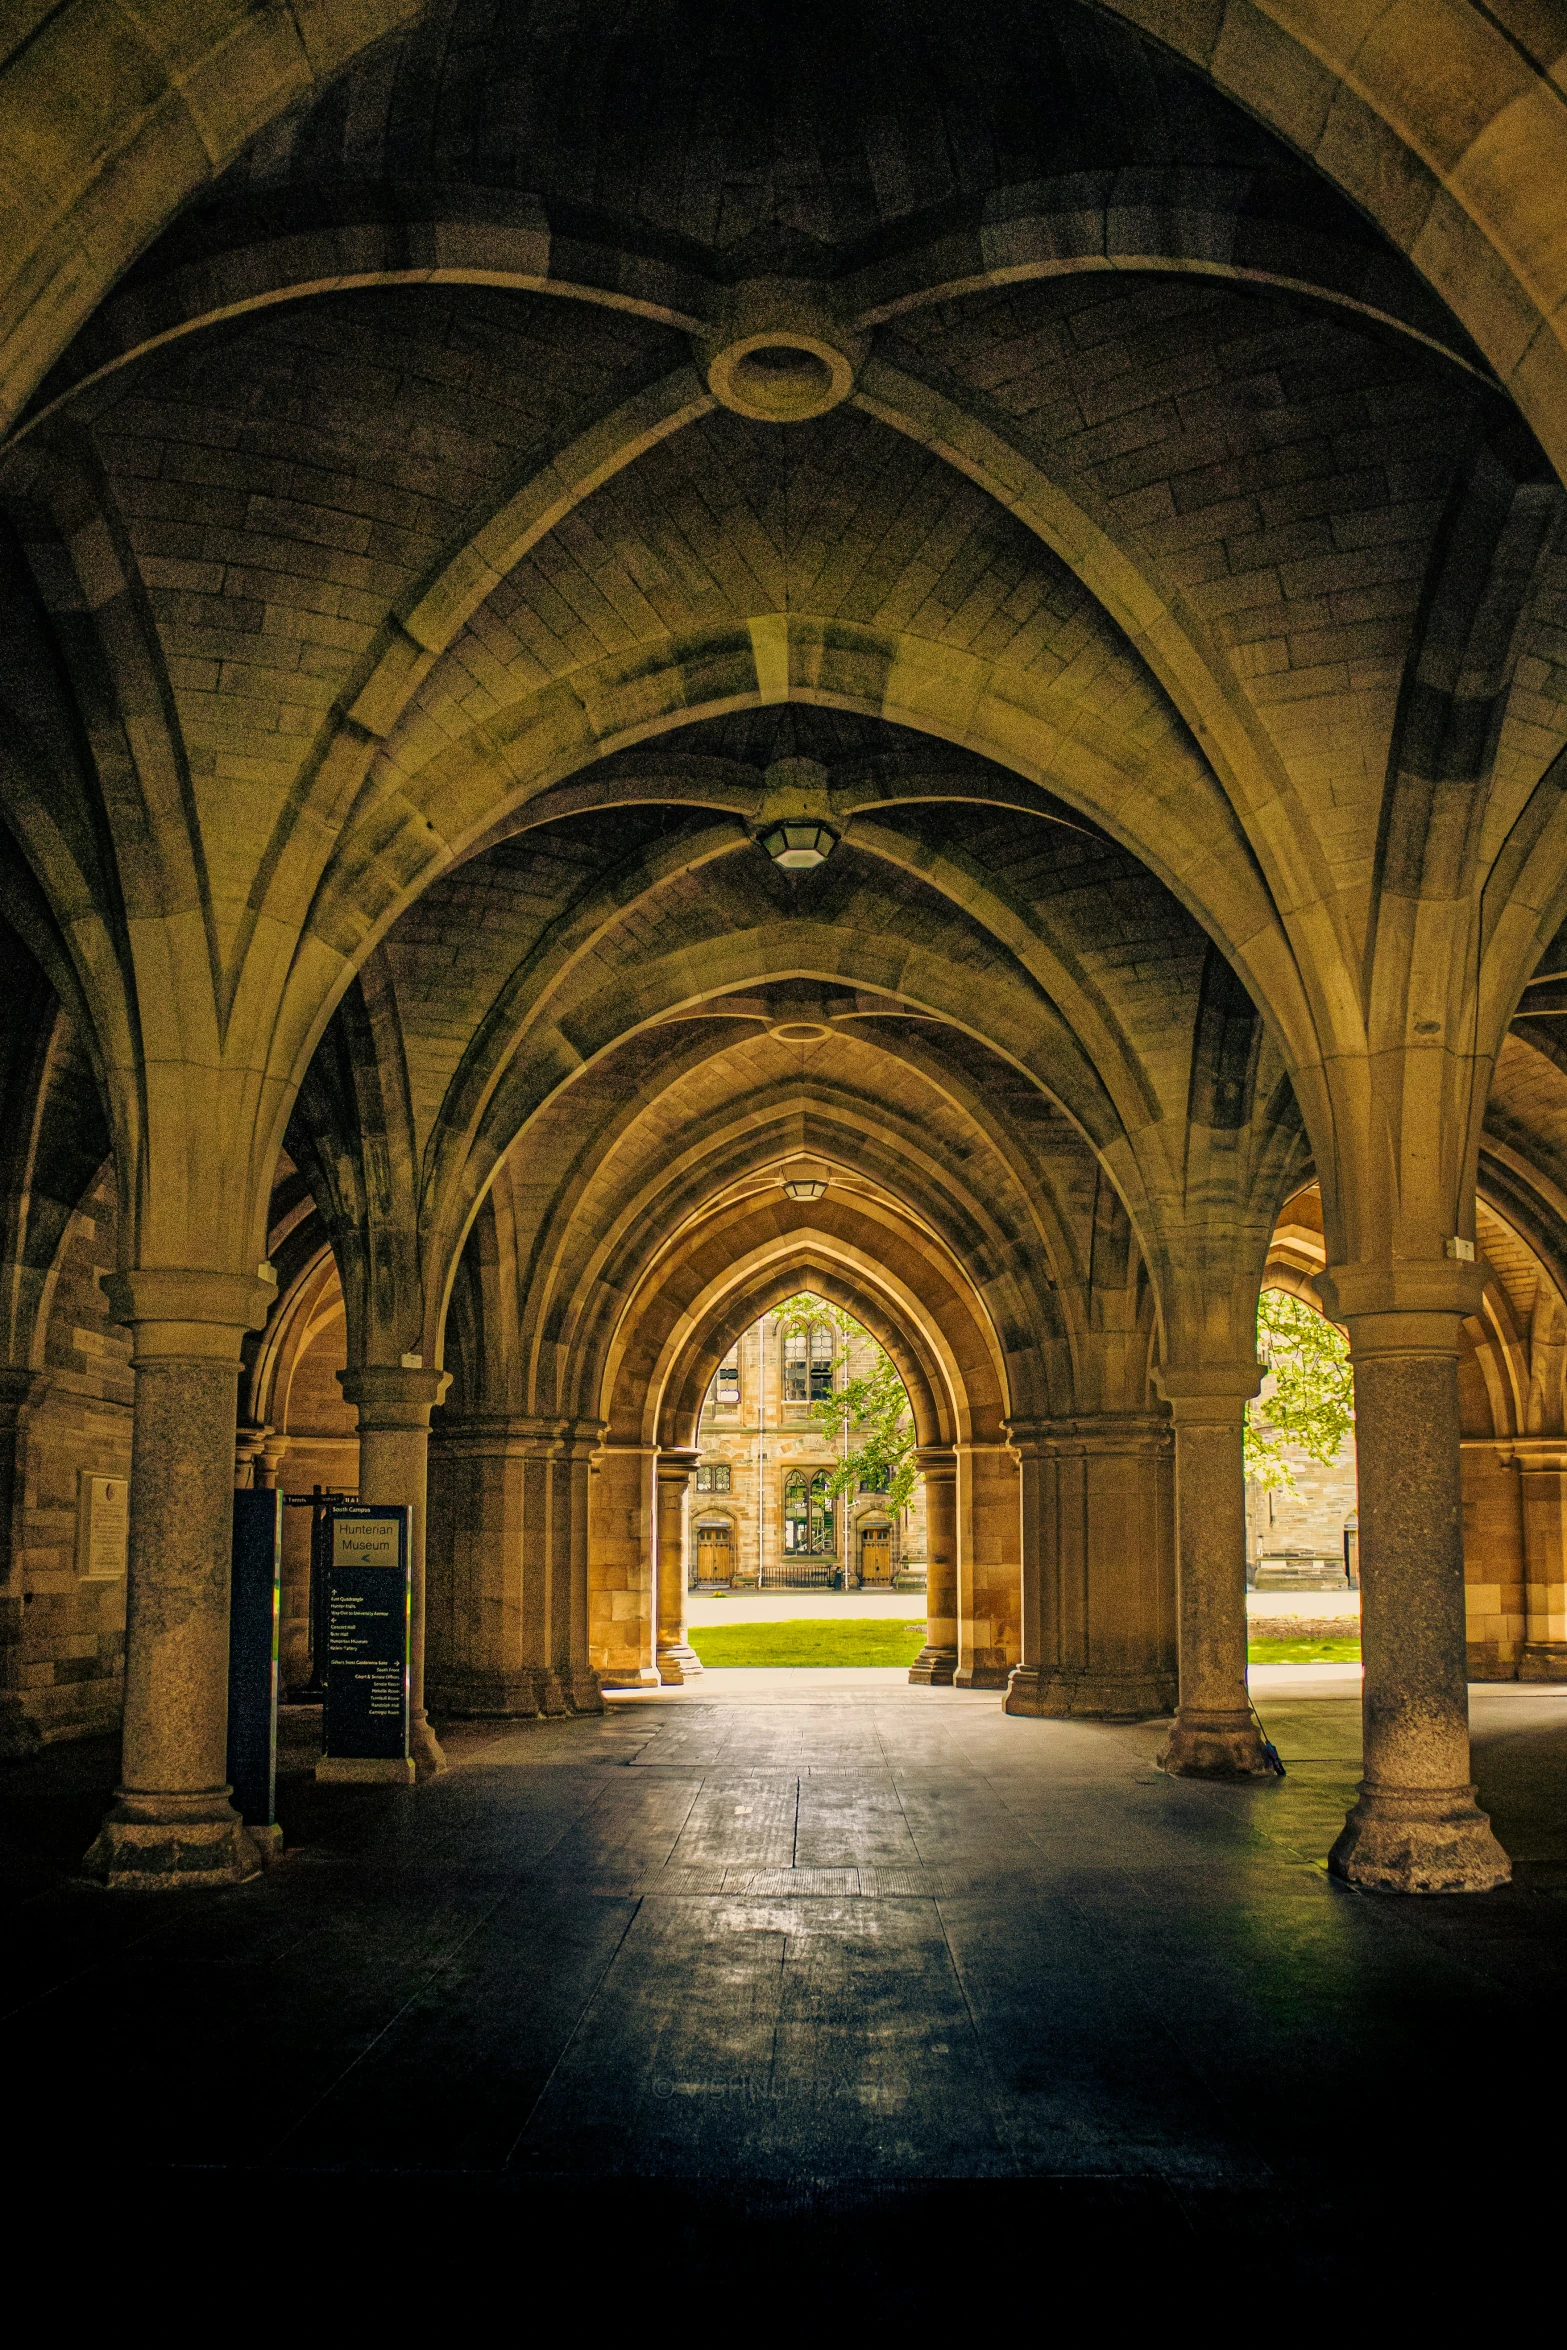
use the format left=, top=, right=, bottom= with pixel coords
left=780, top=1159, right=831, bottom=1201
left=758, top=816, right=838, bottom=871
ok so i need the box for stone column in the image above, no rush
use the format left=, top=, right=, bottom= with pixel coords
left=427, top=1416, right=546, bottom=1718
left=1514, top=1440, right=1567, bottom=1681
left=591, top=1441, right=661, bottom=1688
left=338, top=1363, right=451, bottom=1781
left=1320, top=1273, right=1510, bottom=1891
left=555, top=1421, right=604, bottom=1713
left=85, top=1270, right=274, bottom=1888
left=909, top=1444, right=957, bottom=1684
left=1155, top=1372, right=1271, bottom=1777
left=955, top=1439, right=1020, bottom=1688
left=0, top=1368, right=44, bottom=1760
left=428, top=1414, right=604, bottom=1716
left=1005, top=1414, right=1176, bottom=1719
left=1003, top=1419, right=1050, bottom=1714
left=656, top=1445, right=703, bottom=1684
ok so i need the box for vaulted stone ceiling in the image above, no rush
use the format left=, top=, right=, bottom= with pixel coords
left=4, top=0, right=1567, bottom=1423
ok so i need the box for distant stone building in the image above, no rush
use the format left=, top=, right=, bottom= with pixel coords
left=1245, top=1437, right=1359, bottom=1585
left=689, top=1314, right=927, bottom=1591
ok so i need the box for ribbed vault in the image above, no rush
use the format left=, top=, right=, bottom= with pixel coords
left=9, top=0, right=1567, bottom=1880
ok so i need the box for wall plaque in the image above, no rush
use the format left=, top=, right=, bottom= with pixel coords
left=316, top=1502, right=413, bottom=1784
left=76, top=1470, right=129, bottom=1580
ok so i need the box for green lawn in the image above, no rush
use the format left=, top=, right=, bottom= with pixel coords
left=1247, top=1637, right=1361, bottom=1664
left=688, top=1618, right=929, bottom=1668
left=685, top=1622, right=1361, bottom=1670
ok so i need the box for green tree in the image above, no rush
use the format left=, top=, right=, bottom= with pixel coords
left=771, top=1293, right=919, bottom=1510
left=1245, top=1288, right=1355, bottom=1493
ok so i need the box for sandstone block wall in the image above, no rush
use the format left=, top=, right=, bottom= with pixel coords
left=11, top=1171, right=131, bottom=1743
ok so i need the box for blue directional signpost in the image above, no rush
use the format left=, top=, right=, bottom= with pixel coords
left=315, top=1502, right=414, bottom=1783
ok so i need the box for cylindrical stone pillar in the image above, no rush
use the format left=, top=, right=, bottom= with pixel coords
left=1515, top=1442, right=1567, bottom=1681
left=1156, top=1374, right=1270, bottom=1778
left=1005, top=1414, right=1176, bottom=1719
left=1326, top=1303, right=1510, bottom=1891
left=909, top=1445, right=957, bottom=1684
left=85, top=1269, right=275, bottom=1888
left=339, top=1363, right=451, bottom=1781
left=656, top=1446, right=703, bottom=1684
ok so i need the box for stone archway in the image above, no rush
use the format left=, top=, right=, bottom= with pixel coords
left=591, top=1184, right=1030, bottom=1694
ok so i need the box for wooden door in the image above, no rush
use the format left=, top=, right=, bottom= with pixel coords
left=860, top=1526, right=892, bottom=1584
left=696, top=1524, right=733, bottom=1583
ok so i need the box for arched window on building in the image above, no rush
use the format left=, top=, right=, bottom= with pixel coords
left=783, top=1469, right=835, bottom=1555
left=782, top=1325, right=834, bottom=1402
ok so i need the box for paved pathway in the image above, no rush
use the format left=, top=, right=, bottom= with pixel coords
left=3, top=1680, right=1563, bottom=2280
left=687, top=1588, right=925, bottom=1621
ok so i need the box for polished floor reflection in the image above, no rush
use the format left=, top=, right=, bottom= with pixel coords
left=5, top=1676, right=1565, bottom=2281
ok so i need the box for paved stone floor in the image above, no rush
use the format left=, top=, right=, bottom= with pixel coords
left=5, top=1678, right=1564, bottom=2291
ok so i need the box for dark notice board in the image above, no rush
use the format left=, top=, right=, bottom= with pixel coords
left=228, top=1488, right=281, bottom=1823
left=323, top=1503, right=411, bottom=1761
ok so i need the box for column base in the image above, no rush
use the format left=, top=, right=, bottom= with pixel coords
left=908, top=1645, right=956, bottom=1685
left=83, top=1789, right=261, bottom=1891
left=657, top=1641, right=704, bottom=1685
left=534, top=1669, right=572, bottom=1716
left=599, top=1666, right=663, bottom=1690
left=1328, top=1782, right=1511, bottom=1893
left=1159, top=1707, right=1274, bottom=1779
left=317, top=1756, right=416, bottom=1784
left=411, top=1713, right=447, bottom=1780
left=1005, top=1665, right=1174, bottom=1721
left=564, top=1669, right=604, bottom=1713
left=0, top=1695, right=41, bottom=1760
left=955, top=1655, right=1013, bottom=1690
left=1519, top=1641, right=1567, bottom=1682
left=429, top=1673, right=541, bottom=1720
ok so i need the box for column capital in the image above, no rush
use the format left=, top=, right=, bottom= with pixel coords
left=657, top=1445, right=702, bottom=1484
left=558, top=1417, right=606, bottom=1464
left=1318, top=1259, right=1484, bottom=1345
left=338, top=1363, right=451, bottom=1428
left=1007, top=1412, right=1171, bottom=1457
left=1152, top=1364, right=1258, bottom=1421
left=1509, top=1437, right=1567, bottom=1474
left=913, top=1443, right=956, bottom=1481
left=433, top=1412, right=567, bottom=1457
left=255, top=1434, right=289, bottom=1491
left=103, top=1268, right=276, bottom=1362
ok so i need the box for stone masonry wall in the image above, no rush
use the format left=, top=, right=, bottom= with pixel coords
left=15, top=1167, right=132, bottom=1743
left=1245, top=1433, right=1358, bottom=1574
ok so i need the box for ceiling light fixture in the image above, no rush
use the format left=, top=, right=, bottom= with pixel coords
left=780, top=1159, right=831, bottom=1202
left=758, top=817, right=838, bottom=871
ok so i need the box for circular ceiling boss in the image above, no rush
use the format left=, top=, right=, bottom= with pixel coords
left=697, top=282, right=867, bottom=424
